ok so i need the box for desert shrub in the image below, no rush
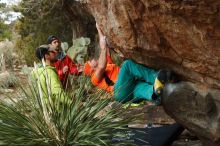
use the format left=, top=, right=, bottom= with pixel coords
left=0, top=75, right=138, bottom=146
left=0, top=2, right=13, bottom=42
left=15, top=35, right=38, bottom=66
left=0, top=71, right=17, bottom=88
left=0, top=39, right=14, bottom=69
left=21, top=65, right=34, bottom=75
left=0, top=22, right=12, bottom=41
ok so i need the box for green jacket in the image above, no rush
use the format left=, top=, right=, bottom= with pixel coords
left=31, top=65, right=69, bottom=102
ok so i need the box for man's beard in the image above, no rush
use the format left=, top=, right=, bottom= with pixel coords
left=51, top=57, right=58, bottom=63
left=55, top=52, right=66, bottom=60
left=51, top=52, right=66, bottom=63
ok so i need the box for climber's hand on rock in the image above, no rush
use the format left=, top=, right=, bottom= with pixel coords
left=100, top=36, right=107, bottom=50
left=96, top=23, right=107, bottom=50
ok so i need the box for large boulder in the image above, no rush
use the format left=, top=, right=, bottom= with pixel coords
left=67, top=0, right=220, bottom=89
left=65, top=0, right=220, bottom=145
left=163, top=82, right=220, bottom=146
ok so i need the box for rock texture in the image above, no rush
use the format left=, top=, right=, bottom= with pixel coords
left=65, top=1, right=220, bottom=145
left=163, top=82, right=220, bottom=146
left=67, top=0, right=220, bottom=89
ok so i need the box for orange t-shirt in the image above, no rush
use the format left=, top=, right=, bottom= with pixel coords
left=91, top=63, right=120, bottom=92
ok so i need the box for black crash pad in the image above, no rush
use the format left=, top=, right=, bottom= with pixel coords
left=112, top=123, right=184, bottom=146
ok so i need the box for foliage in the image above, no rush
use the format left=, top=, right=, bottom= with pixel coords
left=0, top=71, right=17, bottom=89
left=21, top=65, right=34, bottom=75
left=14, top=0, right=73, bottom=65
left=0, top=75, right=137, bottom=146
left=0, top=39, right=14, bottom=69
left=0, top=2, right=12, bottom=41
left=0, top=22, right=12, bottom=41
left=15, top=34, right=39, bottom=65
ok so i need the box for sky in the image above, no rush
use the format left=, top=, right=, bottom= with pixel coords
left=0, top=0, right=20, bottom=5
left=0, top=0, right=21, bottom=24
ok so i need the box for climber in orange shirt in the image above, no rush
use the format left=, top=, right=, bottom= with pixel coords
left=84, top=24, right=176, bottom=104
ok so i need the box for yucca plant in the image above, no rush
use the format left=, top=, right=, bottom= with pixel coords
left=0, top=75, right=138, bottom=146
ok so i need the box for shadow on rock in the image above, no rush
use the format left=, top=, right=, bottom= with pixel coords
left=162, top=82, right=220, bottom=146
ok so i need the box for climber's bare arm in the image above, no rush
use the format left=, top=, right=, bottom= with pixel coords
left=94, top=23, right=108, bottom=81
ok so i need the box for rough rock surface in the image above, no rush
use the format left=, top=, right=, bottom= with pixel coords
left=67, top=0, right=220, bottom=89
left=163, top=82, right=220, bottom=146
left=65, top=0, right=220, bottom=145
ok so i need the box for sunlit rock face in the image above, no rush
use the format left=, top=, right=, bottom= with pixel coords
left=83, top=0, right=220, bottom=89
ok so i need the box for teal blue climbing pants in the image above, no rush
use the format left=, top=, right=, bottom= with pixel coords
left=114, top=60, right=158, bottom=103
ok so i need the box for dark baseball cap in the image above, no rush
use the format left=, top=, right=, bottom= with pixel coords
left=35, top=44, right=58, bottom=60
left=47, top=35, right=60, bottom=44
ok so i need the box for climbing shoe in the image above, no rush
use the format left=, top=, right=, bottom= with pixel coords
left=154, top=69, right=175, bottom=96
left=154, top=78, right=164, bottom=96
